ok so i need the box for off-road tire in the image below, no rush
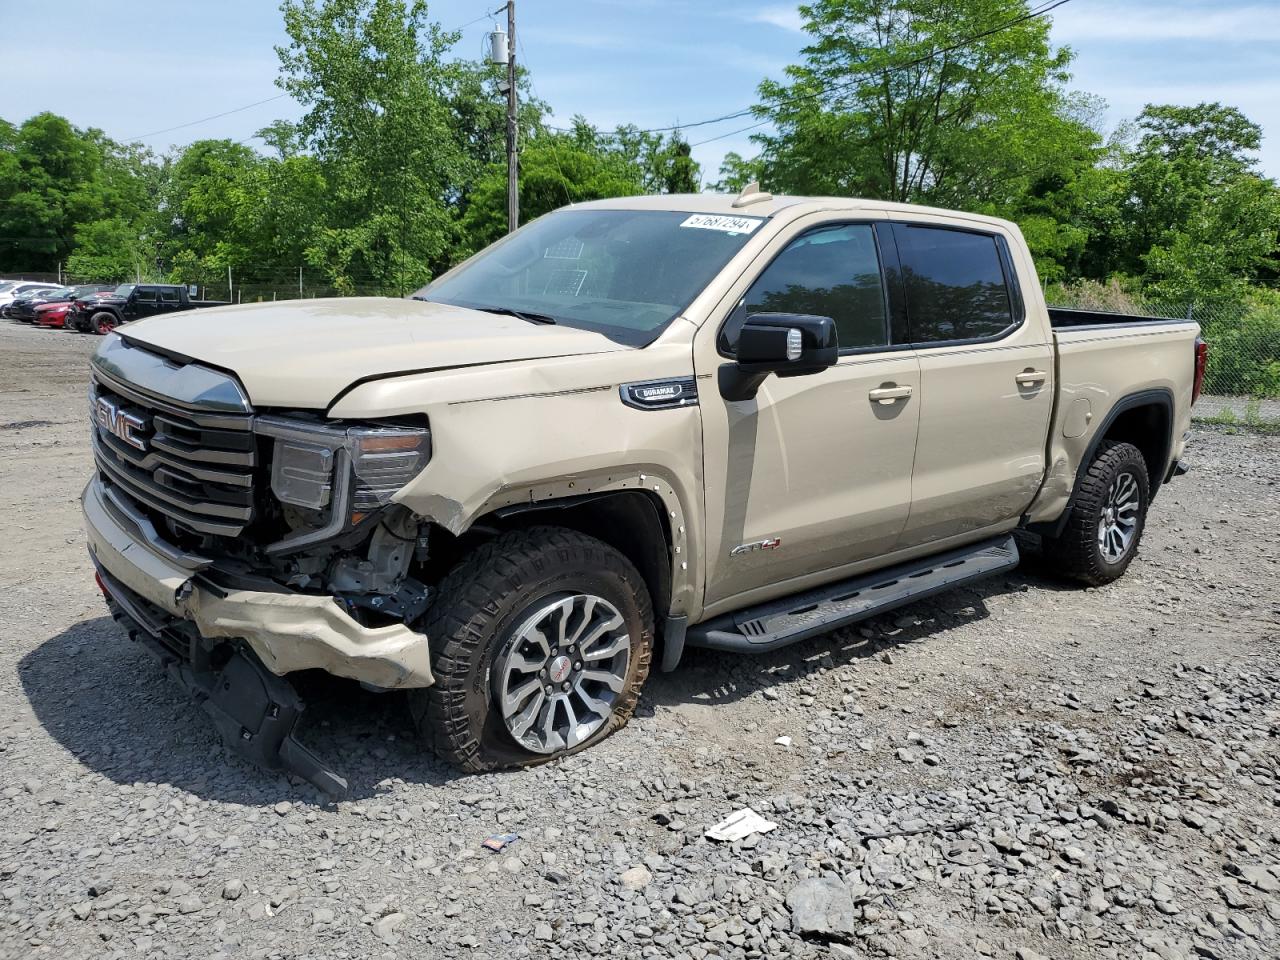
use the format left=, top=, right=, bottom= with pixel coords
left=410, top=526, right=653, bottom=772
left=1041, top=440, right=1150, bottom=586
left=90, top=311, right=118, bottom=336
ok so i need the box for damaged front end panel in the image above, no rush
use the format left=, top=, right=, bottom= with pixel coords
left=85, top=335, right=446, bottom=791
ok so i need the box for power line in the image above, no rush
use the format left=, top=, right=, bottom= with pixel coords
left=449, top=5, right=508, bottom=31
left=517, top=34, right=575, bottom=208
left=122, top=7, right=505, bottom=144
left=550, top=0, right=1073, bottom=143
left=689, top=118, right=771, bottom=148
left=125, top=95, right=290, bottom=142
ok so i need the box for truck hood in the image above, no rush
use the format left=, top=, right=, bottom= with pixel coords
left=118, top=297, right=629, bottom=409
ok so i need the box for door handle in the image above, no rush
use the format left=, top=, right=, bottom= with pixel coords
left=1015, top=370, right=1048, bottom=386
left=868, top=385, right=913, bottom=404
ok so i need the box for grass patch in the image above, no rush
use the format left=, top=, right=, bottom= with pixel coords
left=1194, top=399, right=1280, bottom=435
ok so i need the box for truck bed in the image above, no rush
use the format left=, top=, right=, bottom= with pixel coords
left=1023, top=311, right=1199, bottom=528
left=1047, top=306, right=1195, bottom=329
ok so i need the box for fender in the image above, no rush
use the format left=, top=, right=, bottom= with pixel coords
left=1027, top=387, right=1173, bottom=539
left=88, top=303, right=125, bottom=322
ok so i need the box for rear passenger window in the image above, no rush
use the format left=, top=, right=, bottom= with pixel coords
left=160, top=288, right=180, bottom=303
left=722, top=223, right=888, bottom=353
left=894, top=226, right=1014, bottom=342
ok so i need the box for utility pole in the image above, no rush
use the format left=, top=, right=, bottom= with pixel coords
left=505, top=0, right=518, bottom=234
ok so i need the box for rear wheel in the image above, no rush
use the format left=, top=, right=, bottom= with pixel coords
left=90, top=311, right=119, bottom=335
left=410, top=527, right=653, bottom=772
left=1041, top=440, right=1150, bottom=586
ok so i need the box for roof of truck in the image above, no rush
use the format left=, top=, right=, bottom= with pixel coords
left=571, top=191, right=1019, bottom=233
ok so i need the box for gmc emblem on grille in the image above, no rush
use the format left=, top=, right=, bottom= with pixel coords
left=96, top=397, right=149, bottom=452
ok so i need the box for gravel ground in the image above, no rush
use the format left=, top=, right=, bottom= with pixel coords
left=1, top=321, right=1278, bottom=960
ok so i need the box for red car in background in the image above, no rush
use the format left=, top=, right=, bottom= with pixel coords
left=34, top=301, right=71, bottom=328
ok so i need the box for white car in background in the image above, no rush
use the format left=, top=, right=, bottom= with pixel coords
left=0, top=281, right=61, bottom=311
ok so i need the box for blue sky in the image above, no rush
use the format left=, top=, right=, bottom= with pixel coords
left=2, top=0, right=1277, bottom=180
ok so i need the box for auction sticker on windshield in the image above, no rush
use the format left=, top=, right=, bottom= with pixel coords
left=680, top=214, right=764, bottom=235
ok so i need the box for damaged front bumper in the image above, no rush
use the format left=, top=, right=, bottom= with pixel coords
left=95, top=561, right=348, bottom=797
left=82, top=476, right=436, bottom=795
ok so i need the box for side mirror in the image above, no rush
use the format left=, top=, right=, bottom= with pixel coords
left=719, top=312, right=838, bottom=401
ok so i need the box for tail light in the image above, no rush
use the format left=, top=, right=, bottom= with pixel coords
left=1191, top=336, right=1208, bottom=407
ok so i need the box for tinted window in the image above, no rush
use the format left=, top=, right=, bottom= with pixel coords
left=895, top=226, right=1014, bottom=342
left=722, top=223, right=887, bottom=353
left=135, top=287, right=158, bottom=302
left=160, top=287, right=180, bottom=303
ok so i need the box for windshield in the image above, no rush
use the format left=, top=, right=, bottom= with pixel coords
left=113, top=284, right=135, bottom=297
left=415, top=208, right=765, bottom=346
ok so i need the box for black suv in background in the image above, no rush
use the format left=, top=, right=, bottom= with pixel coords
left=68, top=284, right=229, bottom=334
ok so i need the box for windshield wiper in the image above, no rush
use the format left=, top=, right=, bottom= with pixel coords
left=473, top=305, right=558, bottom=325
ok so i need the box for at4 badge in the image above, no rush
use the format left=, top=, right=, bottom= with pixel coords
left=730, top=537, right=782, bottom=557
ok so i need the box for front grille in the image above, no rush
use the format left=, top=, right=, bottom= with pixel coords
left=91, top=365, right=257, bottom=538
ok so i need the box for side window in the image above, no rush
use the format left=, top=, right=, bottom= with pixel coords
left=135, top=286, right=158, bottom=303
left=721, top=223, right=888, bottom=353
left=894, top=225, right=1015, bottom=343
left=160, top=288, right=180, bottom=303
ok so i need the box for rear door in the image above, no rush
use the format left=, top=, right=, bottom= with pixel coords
left=888, top=220, right=1053, bottom=548
left=696, top=215, right=922, bottom=611
left=157, top=286, right=183, bottom=315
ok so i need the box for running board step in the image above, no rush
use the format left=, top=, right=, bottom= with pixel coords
left=687, top=535, right=1019, bottom=654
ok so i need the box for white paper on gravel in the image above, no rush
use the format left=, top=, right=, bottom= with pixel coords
left=705, top=807, right=779, bottom=842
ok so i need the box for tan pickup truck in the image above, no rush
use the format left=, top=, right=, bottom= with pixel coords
left=82, top=187, right=1206, bottom=794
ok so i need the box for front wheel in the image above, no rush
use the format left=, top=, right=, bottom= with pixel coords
left=1041, top=440, right=1150, bottom=586
left=90, top=311, right=119, bottom=335
left=410, top=527, right=653, bottom=772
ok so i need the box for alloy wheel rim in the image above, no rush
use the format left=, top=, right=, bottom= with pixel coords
left=492, top=593, right=631, bottom=755
left=1098, top=470, right=1140, bottom=563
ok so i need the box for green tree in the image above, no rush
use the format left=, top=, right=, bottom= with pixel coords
left=1135, top=102, right=1262, bottom=170
left=65, top=217, right=151, bottom=281
left=276, top=0, right=472, bottom=292
left=445, top=59, right=547, bottom=178
left=256, top=119, right=305, bottom=159
left=708, top=151, right=765, bottom=193
left=1097, top=103, right=1280, bottom=299
left=600, top=124, right=700, bottom=193
left=0, top=113, right=134, bottom=271
left=457, top=130, right=645, bottom=253
left=748, top=0, right=1099, bottom=211
left=0, top=112, right=161, bottom=275
left=160, top=139, right=263, bottom=268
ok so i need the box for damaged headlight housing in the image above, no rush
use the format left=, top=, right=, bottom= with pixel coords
left=259, top=417, right=432, bottom=526
left=346, top=427, right=433, bottom=519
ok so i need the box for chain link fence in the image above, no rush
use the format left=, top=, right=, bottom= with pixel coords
left=2, top=269, right=410, bottom=301
left=1046, top=283, right=1280, bottom=427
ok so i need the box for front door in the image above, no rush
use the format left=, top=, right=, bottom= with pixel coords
left=696, top=217, right=921, bottom=612
left=887, top=220, right=1054, bottom=548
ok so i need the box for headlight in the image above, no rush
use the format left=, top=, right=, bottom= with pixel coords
left=347, top=426, right=432, bottom=516
left=258, top=417, right=431, bottom=523
left=270, top=439, right=335, bottom=510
